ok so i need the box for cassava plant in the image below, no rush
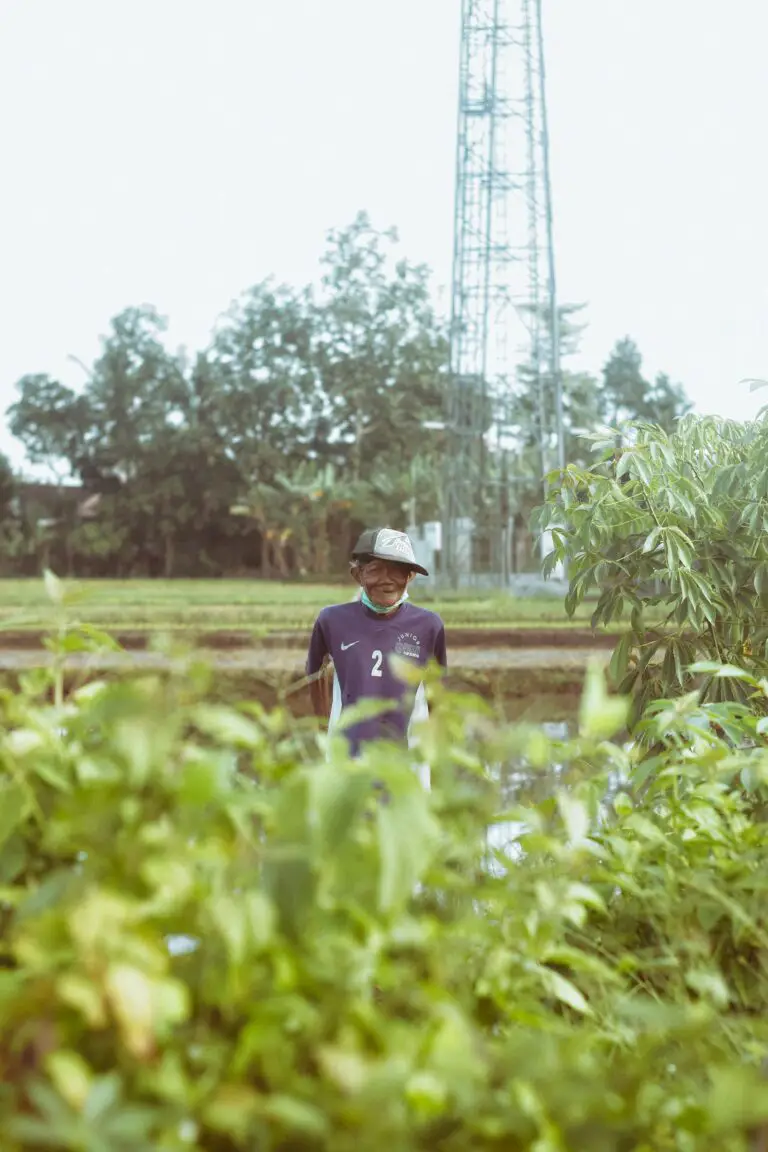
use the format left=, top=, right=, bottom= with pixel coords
left=535, top=412, right=768, bottom=722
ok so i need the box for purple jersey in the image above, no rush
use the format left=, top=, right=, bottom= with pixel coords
left=306, top=600, right=448, bottom=755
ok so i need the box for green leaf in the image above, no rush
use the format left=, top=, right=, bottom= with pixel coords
left=642, top=527, right=661, bottom=554
left=715, top=664, right=755, bottom=681
left=7, top=1114, right=73, bottom=1147
left=204, top=1086, right=260, bottom=1138
left=59, top=626, right=123, bottom=654
left=262, top=1095, right=329, bottom=1137
left=16, top=869, right=77, bottom=922
left=193, top=705, right=264, bottom=748
left=541, top=945, right=616, bottom=982
left=262, top=852, right=315, bottom=941
left=631, top=452, right=653, bottom=486
left=83, top=1072, right=122, bottom=1122
left=336, top=696, right=396, bottom=729
left=557, top=792, right=590, bottom=845
left=708, top=1067, right=768, bottom=1132
left=377, top=770, right=438, bottom=912
left=0, top=780, right=27, bottom=852
left=608, top=634, right=632, bottom=685
left=309, top=764, right=372, bottom=856
left=579, top=661, right=629, bottom=740
left=539, top=967, right=592, bottom=1015
left=684, top=968, right=731, bottom=1008
left=209, top=896, right=248, bottom=965
left=43, top=568, right=64, bottom=605
left=625, top=814, right=666, bottom=843
left=689, top=661, right=726, bottom=675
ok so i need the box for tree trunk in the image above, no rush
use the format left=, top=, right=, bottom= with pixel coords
left=352, top=408, right=364, bottom=483
left=255, top=516, right=270, bottom=579
left=275, top=532, right=290, bottom=579
left=312, top=511, right=330, bottom=574
left=164, top=533, right=175, bottom=578
left=65, top=530, right=74, bottom=578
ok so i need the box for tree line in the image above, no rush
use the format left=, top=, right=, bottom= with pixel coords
left=2, top=213, right=692, bottom=578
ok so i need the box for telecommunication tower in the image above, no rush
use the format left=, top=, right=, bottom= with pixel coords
left=442, top=0, right=563, bottom=588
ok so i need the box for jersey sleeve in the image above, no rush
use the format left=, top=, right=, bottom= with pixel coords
left=306, top=613, right=330, bottom=676
left=433, top=621, right=448, bottom=669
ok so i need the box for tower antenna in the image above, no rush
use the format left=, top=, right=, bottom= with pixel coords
left=442, top=0, right=561, bottom=587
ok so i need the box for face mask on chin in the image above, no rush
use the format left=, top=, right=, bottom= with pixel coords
left=360, top=587, right=410, bottom=614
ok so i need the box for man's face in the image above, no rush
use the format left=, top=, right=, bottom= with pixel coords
left=352, top=556, right=413, bottom=607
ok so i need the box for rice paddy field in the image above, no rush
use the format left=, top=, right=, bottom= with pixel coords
left=0, top=577, right=597, bottom=636
left=0, top=578, right=614, bottom=722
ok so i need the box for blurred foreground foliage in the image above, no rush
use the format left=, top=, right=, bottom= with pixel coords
left=1, top=575, right=768, bottom=1149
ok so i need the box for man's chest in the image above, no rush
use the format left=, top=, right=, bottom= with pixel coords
left=329, top=624, right=429, bottom=684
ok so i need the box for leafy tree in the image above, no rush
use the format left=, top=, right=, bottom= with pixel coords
left=0, top=452, right=17, bottom=520
left=224, top=216, right=450, bottom=573
left=599, top=336, right=646, bottom=427
left=506, top=304, right=601, bottom=559
left=513, top=324, right=691, bottom=479
left=7, top=310, right=249, bottom=577
left=314, top=212, right=447, bottom=487
left=78, top=310, right=247, bottom=577
left=512, top=303, right=593, bottom=446
left=646, top=370, right=693, bottom=433
left=207, top=282, right=317, bottom=485
left=7, top=375, right=90, bottom=482
left=84, top=307, right=188, bottom=481
left=599, top=337, right=691, bottom=432
left=511, top=367, right=603, bottom=474
left=2, top=217, right=451, bottom=575
left=13, top=222, right=708, bottom=577
left=561, top=370, right=604, bottom=467
left=0, top=456, right=22, bottom=573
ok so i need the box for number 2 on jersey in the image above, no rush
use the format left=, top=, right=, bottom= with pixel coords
left=371, top=649, right=383, bottom=677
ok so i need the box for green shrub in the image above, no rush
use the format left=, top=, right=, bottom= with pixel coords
left=1, top=581, right=768, bottom=1148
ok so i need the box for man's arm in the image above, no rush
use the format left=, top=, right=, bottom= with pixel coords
left=308, top=662, right=332, bottom=721
left=434, top=621, right=448, bottom=670
left=306, top=616, right=332, bottom=722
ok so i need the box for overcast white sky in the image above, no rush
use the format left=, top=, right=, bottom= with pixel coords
left=1, top=0, right=767, bottom=472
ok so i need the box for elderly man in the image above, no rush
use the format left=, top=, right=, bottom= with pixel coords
left=306, top=527, right=447, bottom=758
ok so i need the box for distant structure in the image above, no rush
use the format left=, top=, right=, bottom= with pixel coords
left=442, top=0, right=563, bottom=588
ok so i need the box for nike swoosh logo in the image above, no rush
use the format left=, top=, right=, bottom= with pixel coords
left=340, top=641, right=360, bottom=651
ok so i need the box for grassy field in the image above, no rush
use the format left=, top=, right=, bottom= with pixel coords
left=0, top=578, right=595, bottom=635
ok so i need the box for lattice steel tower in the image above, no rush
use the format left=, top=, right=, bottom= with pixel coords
left=442, top=0, right=562, bottom=587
